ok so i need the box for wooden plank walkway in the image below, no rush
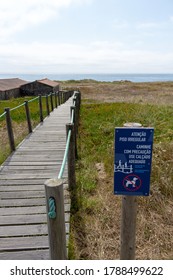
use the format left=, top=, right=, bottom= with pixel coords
left=0, top=96, right=74, bottom=259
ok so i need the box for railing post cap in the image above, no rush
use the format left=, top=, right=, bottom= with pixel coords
left=45, top=178, right=64, bottom=187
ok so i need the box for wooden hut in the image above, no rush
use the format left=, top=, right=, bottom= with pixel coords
left=0, top=78, right=29, bottom=100
left=20, top=78, right=60, bottom=96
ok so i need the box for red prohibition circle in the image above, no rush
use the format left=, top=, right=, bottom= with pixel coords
left=123, top=174, right=142, bottom=192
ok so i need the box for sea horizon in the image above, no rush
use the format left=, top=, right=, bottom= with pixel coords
left=1, top=73, right=173, bottom=83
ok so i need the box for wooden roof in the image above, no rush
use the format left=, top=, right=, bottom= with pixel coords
left=37, top=78, right=59, bottom=88
left=0, top=78, right=28, bottom=91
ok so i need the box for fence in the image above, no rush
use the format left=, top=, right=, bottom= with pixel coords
left=44, top=91, right=81, bottom=260
left=0, top=89, right=81, bottom=260
left=0, top=90, right=73, bottom=154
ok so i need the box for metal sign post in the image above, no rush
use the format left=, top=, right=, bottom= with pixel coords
left=114, top=123, right=154, bottom=259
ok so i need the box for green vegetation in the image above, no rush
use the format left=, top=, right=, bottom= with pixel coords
left=0, top=83, right=173, bottom=259
left=72, top=102, right=173, bottom=259
left=78, top=102, right=173, bottom=177
left=0, top=96, right=49, bottom=122
left=0, top=96, right=54, bottom=164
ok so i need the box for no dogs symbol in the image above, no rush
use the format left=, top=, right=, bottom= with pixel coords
left=123, top=174, right=142, bottom=192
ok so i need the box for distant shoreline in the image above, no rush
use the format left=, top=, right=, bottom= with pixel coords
left=1, top=73, right=173, bottom=83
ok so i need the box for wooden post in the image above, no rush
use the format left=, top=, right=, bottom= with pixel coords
left=44, top=178, right=67, bottom=260
left=74, top=93, right=80, bottom=134
left=5, top=108, right=15, bottom=152
left=73, top=96, right=77, bottom=106
left=70, top=106, right=78, bottom=159
left=64, top=92, right=66, bottom=102
left=57, top=91, right=60, bottom=105
left=120, top=122, right=142, bottom=260
left=66, top=123, right=76, bottom=191
left=46, top=95, right=50, bottom=116
left=54, top=92, right=58, bottom=108
left=50, top=93, right=54, bottom=112
left=39, top=95, right=43, bottom=122
left=25, top=100, right=32, bottom=133
left=59, top=91, right=61, bottom=105
left=120, top=196, right=137, bottom=260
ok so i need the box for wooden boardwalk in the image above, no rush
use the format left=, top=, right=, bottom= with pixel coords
left=0, top=96, right=74, bottom=259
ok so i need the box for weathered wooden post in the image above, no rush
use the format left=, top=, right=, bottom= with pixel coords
left=5, top=108, right=15, bottom=152
left=50, top=93, right=54, bottom=112
left=24, top=100, right=32, bottom=133
left=73, top=96, right=76, bottom=109
left=44, top=178, right=67, bottom=260
left=70, top=106, right=76, bottom=124
left=61, top=91, right=63, bottom=104
left=120, top=196, right=137, bottom=259
left=114, top=122, right=154, bottom=260
left=66, top=123, right=76, bottom=191
left=74, top=93, right=80, bottom=134
left=57, top=91, right=61, bottom=105
left=39, top=95, right=43, bottom=122
left=70, top=106, right=78, bottom=159
left=54, top=92, right=58, bottom=108
left=64, top=91, right=67, bottom=102
left=120, top=122, right=141, bottom=260
left=46, top=95, right=50, bottom=116
left=59, top=91, right=61, bottom=105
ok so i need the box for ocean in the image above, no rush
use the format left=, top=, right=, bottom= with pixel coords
left=1, top=73, right=173, bottom=83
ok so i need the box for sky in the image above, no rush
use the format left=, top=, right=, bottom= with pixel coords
left=1, top=0, right=173, bottom=74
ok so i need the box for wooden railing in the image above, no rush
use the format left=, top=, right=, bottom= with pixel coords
left=0, top=90, right=74, bottom=153
left=44, top=90, right=81, bottom=259
left=0, top=89, right=81, bottom=260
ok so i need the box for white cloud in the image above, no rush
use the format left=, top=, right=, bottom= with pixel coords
left=0, top=0, right=91, bottom=41
left=1, top=40, right=173, bottom=73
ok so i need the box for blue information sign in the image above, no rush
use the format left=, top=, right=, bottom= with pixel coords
left=114, top=127, right=154, bottom=196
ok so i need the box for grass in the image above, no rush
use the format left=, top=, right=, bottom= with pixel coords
left=62, top=80, right=173, bottom=105
left=71, top=101, right=173, bottom=260
left=0, top=95, right=55, bottom=164
left=0, top=96, right=50, bottom=122
left=77, top=103, right=173, bottom=176
left=1, top=81, right=173, bottom=260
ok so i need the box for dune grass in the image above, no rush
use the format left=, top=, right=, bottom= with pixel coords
left=0, top=96, right=53, bottom=164
left=71, top=102, right=173, bottom=260
left=0, top=84, right=172, bottom=260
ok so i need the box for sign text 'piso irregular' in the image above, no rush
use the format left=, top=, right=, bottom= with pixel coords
left=114, top=128, right=154, bottom=196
